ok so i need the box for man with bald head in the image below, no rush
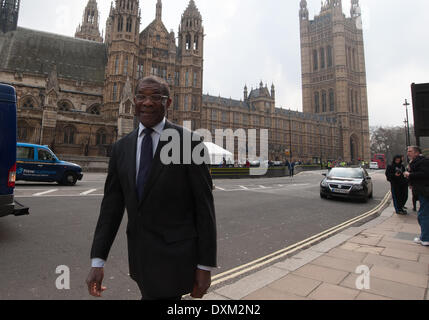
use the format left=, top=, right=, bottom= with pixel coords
left=86, top=76, right=217, bottom=300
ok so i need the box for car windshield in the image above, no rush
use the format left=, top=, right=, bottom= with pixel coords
left=328, top=168, right=363, bottom=179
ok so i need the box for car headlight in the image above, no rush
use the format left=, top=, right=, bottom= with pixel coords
left=353, top=185, right=364, bottom=191
left=321, top=180, right=328, bottom=187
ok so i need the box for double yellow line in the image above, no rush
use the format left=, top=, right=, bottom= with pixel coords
left=210, top=191, right=391, bottom=287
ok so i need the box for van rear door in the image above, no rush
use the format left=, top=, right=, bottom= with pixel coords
left=0, top=84, right=28, bottom=217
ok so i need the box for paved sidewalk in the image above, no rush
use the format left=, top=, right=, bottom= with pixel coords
left=204, top=200, right=429, bottom=300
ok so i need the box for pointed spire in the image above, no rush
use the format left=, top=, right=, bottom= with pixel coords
left=299, top=0, right=309, bottom=20
left=183, top=0, right=202, bottom=19
left=156, top=0, right=162, bottom=21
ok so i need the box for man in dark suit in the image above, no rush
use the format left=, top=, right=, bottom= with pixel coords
left=86, top=76, right=217, bottom=300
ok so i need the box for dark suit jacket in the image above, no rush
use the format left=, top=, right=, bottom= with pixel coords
left=90, top=120, right=217, bottom=298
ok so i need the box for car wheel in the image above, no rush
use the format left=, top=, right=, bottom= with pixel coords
left=62, top=172, right=77, bottom=186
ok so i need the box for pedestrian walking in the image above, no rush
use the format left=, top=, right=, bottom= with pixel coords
left=386, top=155, right=409, bottom=215
left=404, top=146, right=429, bottom=246
left=289, top=161, right=295, bottom=177
left=86, top=76, right=217, bottom=300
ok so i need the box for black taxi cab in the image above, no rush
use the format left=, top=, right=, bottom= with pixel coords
left=16, top=143, right=83, bottom=186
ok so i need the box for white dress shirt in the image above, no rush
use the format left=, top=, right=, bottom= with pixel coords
left=92, top=118, right=212, bottom=272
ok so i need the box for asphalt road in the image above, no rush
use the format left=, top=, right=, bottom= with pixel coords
left=0, top=169, right=390, bottom=300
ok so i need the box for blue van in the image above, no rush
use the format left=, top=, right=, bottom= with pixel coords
left=0, top=84, right=29, bottom=217
left=16, top=143, right=83, bottom=186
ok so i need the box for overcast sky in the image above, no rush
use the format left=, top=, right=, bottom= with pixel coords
left=17, top=0, right=429, bottom=127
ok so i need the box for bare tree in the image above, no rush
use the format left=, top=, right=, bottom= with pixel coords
left=370, top=126, right=415, bottom=163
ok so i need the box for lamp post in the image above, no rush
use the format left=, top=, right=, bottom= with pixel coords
left=403, top=99, right=411, bottom=147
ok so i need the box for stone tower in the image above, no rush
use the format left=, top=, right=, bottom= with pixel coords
left=75, top=0, right=103, bottom=43
left=103, top=0, right=140, bottom=138
left=0, top=0, right=20, bottom=33
left=299, top=0, right=370, bottom=163
left=177, top=0, right=204, bottom=130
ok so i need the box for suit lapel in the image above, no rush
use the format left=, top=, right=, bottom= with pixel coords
left=138, top=120, right=174, bottom=208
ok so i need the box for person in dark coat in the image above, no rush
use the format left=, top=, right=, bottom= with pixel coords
left=86, top=76, right=217, bottom=300
left=404, top=146, right=429, bottom=246
left=386, top=155, right=409, bottom=214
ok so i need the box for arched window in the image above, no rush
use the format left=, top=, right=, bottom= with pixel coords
left=126, top=17, right=132, bottom=33
left=329, top=89, right=335, bottom=112
left=314, top=92, right=320, bottom=113
left=352, top=48, right=357, bottom=71
left=185, top=34, right=191, bottom=50
left=96, top=129, right=107, bottom=146
left=21, top=96, right=37, bottom=109
left=327, top=46, right=333, bottom=67
left=117, top=16, right=123, bottom=32
left=58, top=100, right=74, bottom=112
left=355, top=91, right=359, bottom=114
left=313, top=50, right=318, bottom=71
left=114, top=55, right=119, bottom=74
left=63, top=126, right=76, bottom=145
left=123, top=55, right=129, bottom=75
left=113, top=83, right=118, bottom=101
left=320, top=48, right=325, bottom=69
left=17, top=120, right=32, bottom=141
left=88, top=104, right=101, bottom=115
left=193, top=36, right=198, bottom=50
left=322, top=90, right=327, bottom=112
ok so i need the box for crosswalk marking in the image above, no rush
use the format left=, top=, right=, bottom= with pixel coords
left=80, top=189, right=97, bottom=196
left=33, top=189, right=58, bottom=197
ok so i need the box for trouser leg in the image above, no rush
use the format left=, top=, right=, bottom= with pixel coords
left=391, top=186, right=400, bottom=212
left=418, top=195, right=429, bottom=242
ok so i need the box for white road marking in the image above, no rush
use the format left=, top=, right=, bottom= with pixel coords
left=33, top=189, right=58, bottom=197
left=80, top=189, right=97, bottom=196
left=215, top=186, right=226, bottom=191
left=239, top=186, right=249, bottom=190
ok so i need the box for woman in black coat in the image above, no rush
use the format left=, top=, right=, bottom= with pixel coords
left=386, top=155, right=409, bottom=214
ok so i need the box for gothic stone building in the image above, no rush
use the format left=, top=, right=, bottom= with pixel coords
left=0, top=0, right=370, bottom=163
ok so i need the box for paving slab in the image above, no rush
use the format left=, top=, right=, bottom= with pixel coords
left=310, top=254, right=369, bottom=273
left=243, top=286, right=308, bottom=300
left=201, top=292, right=230, bottom=300
left=310, top=234, right=353, bottom=253
left=215, top=266, right=288, bottom=300
left=355, top=292, right=392, bottom=300
left=348, top=233, right=383, bottom=246
left=292, top=264, right=349, bottom=285
left=341, top=273, right=426, bottom=300
left=274, top=249, right=324, bottom=272
left=325, top=247, right=368, bottom=263
left=340, top=242, right=385, bottom=255
left=370, top=265, right=428, bottom=288
left=377, top=239, right=429, bottom=254
left=381, top=248, right=420, bottom=261
left=419, top=254, right=429, bottom=264
left=307, top=283, right=359, bottom=300
left=363, top=253, right=429, bottom=274
left=267, top=273, right=321, bottom=297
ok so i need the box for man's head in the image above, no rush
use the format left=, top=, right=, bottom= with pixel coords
left=407, top=146, right=422, bottom=161
left=393, top=155, right=402, bottom=165
left=134, top=76, right=172, bottom=128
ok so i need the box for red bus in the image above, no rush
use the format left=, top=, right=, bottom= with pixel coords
left=372, top=154, right=387, bottom=169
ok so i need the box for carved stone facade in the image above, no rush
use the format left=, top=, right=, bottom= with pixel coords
left=299, top=0, right=370, bottom=162
left=0, top=0, right=370, bottom=163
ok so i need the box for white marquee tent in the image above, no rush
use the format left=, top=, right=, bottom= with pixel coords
left=203, top=142, right=234, bottom=165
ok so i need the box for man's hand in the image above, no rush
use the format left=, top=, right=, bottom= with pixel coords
left=86, top=267, right=107, bottom=297
left=191, top=269, right=211, bottom=299
left=404, top=171, right=410, bottom=179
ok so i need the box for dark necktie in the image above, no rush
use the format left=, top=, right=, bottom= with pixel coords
left=137, top=128, right=154, bottom=201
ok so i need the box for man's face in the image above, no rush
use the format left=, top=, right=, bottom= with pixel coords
left=407, top=148, right=419, bottom=161
left=134, top=81, right=171, bottom=128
